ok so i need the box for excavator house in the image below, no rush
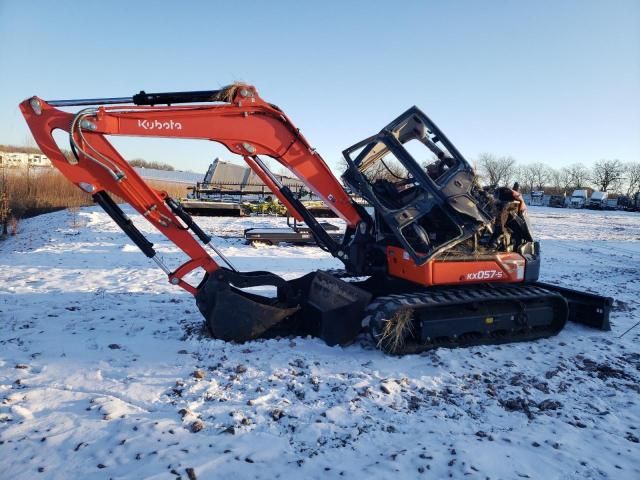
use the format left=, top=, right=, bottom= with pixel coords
left=20, top=84, right=612, bottom=354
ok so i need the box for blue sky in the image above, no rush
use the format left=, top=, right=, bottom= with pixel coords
left=1, top=0, right=638, bottom=174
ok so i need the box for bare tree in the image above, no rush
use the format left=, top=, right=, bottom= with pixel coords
left=546, top=167, right=573, bottom=194
left=567, top=163, right=590, bottom=189
left=335, top=156, right=349, bottom=174
left=363, top=155, right=408, bottom=182
left=625, top=162, right=640, bottom=197
left=559, top=167, right=573, bottom=192
left=517, top=163, right=550, bottom=192
left=592, top=159, right=625, bottom=192
left=514, top=165, right=533, bottom=193
left=0, top=192, right=9, bottom=236
left=129, top=158, right=175, bottom=171
left=477, top=153, right=516, bottom=187
left=533, top=163, right=551, bottom=191
left=548, top=168, right=560, bottom=190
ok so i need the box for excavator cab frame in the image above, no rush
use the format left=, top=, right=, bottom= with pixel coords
left=342, top=107, right=492, bottom=266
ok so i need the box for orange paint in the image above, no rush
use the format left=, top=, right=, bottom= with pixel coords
left=20, top=86, right=362, bottom=294
left=387, top=246, right=526, bottom=286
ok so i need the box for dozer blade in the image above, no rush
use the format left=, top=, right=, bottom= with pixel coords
left=195, top=269, right=371, bottom=345
left=534, top=282, right=612, bottom=331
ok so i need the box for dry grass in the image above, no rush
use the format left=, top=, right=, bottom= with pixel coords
left=212, top=82, right=251, bottom=103
left=0, top=144, right=42, bottom=155
left=378, top=308, right=414, bottom=354
left=1, top=168, right=92, bottom=218
left=147, top=180, right=191, bottom=199
left=0, top=168, right=192, bottom=236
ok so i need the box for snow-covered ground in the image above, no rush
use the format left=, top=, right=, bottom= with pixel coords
left=1, top=206, right=638, bottom=479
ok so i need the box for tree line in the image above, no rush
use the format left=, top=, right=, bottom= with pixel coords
left=128, top=158, right=175, bottom=171
left=477, top=154, right=640, bottom=197
left=0, top=144, right=175, bottom=172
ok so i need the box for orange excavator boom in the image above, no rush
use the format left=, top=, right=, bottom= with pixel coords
left=20, top=85, right=361, bottom=295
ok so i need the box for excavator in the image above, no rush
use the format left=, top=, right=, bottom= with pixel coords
left=19, top=84, right=612, bottom=354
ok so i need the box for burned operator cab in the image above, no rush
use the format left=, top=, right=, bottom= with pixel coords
left=342, top=107, right=493, bottom=266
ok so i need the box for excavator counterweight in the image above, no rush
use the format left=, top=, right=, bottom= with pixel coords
left=20, top=84, right=612, bottom=354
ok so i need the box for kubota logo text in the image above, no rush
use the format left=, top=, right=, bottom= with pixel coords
left=137, top=119, right=183, bottom=130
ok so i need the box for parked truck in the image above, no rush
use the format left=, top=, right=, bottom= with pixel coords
left=605, top=198, right=618, bottom=210
left=586, top=191, right=608, bottom=209
left=570, top=189, right=588, bottom=208
left=530, top=191, right=544, bottom=206
left=548, top=194, right=566, bottom=208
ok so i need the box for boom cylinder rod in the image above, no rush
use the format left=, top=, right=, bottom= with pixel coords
left=46, top=89, right=225, bottom=107
left=164, top=196, right=237, bottom=272
left=47, top=97, right=134, bottom=107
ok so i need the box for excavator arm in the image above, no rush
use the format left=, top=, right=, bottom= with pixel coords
left=20, top=85, right=362, bottom=296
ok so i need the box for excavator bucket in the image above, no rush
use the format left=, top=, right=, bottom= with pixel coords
left=196, top=270, right=371, bottom=345
left=199, top=284, right=301, bottom=342
left=195, top=270, right=301, bottom=342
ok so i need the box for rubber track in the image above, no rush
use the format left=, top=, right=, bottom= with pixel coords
left=362, top=283, right=568, bottom=354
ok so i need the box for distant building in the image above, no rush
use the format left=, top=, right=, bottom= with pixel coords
left=0, top=151, right=52, bottom=168
left=28, top=153, right=51, bottom=167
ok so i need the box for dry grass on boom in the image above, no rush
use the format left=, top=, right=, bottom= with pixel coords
left=378, top=308, right=414, bottom=354
left=212, top=82, right=251, bottom=103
